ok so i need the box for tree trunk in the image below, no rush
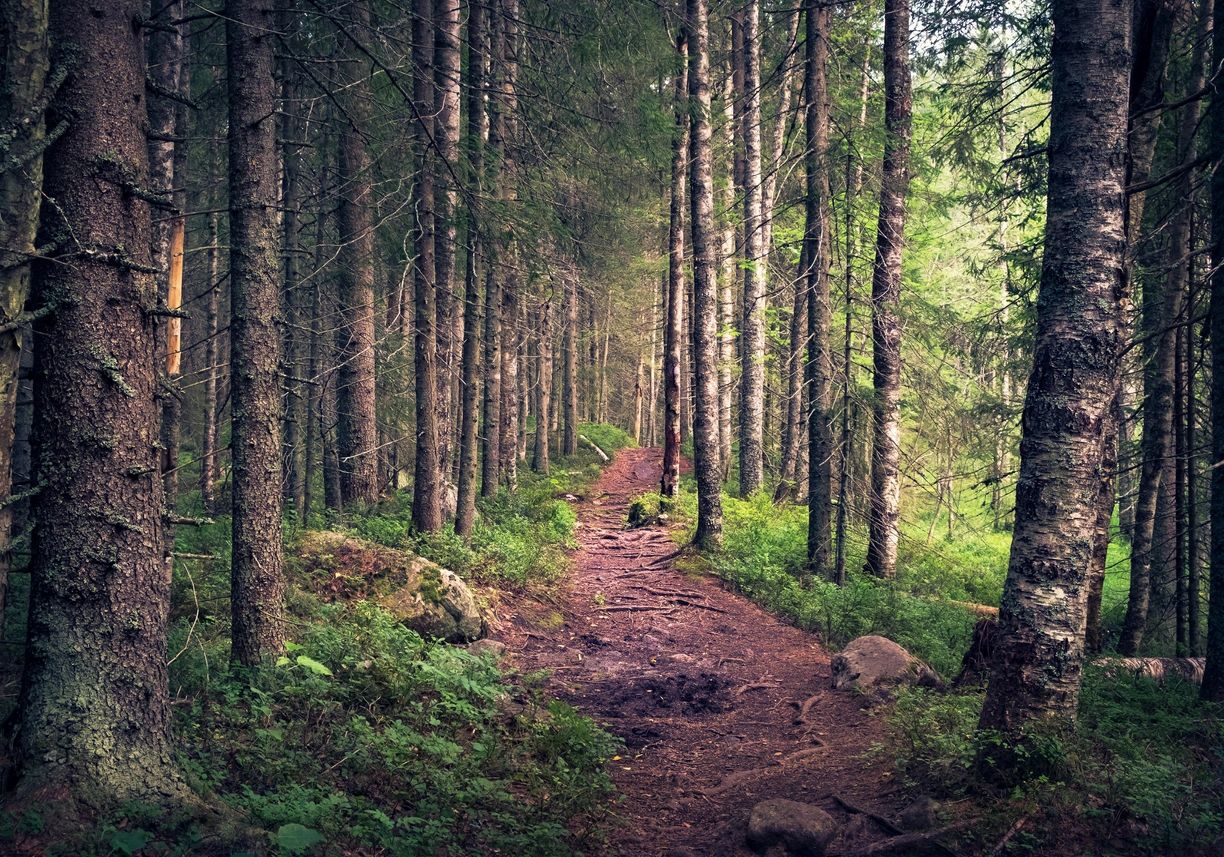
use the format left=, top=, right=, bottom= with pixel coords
left=499, top=280, right=520, bottom=490
left=411, top=0, right=444, bottom=531
left=533, top=297, right=553, bottom=473
left=834, top=45, right=871, bottom=586
left=978, top=0, right=1129, bottom=730
left=455, top=0, right=488, bottom=538
left=227, top=0, right=287, bottom=666
left=662, top=31, right=688, bottom=499
left=0, top=0, right=49, bottom=628
left=718, top=30, right=737, bottom=477
left=1202, top=0, right=1224, bottom=701
left=804, top=0, right=834, bottom=579
left=563, top=266, right=580, bottom=455
left=863, top=0, right=913, bottom=579
left=434, top=0, right=462, bottom=492
left=200, top=204, right=222, bottom=514
left=1118, top=0, right=1176, bottom=655
left=17, top=0, right=189, bottom=802
left=280, top=66, right=308, bottom=523
left=687, top=0, right=724, bottom=550
left=335, top=1, right=380, bottom=507
left=738, top=0, right=766, bottom=496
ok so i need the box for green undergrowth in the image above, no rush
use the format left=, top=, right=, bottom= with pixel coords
left=882, top=673, right=1224, bottom=853
left=2, top=425, right=635, bottom=855
left=156, top=601, right=621, bottom=856
left=642, top=486, right=1135, bottom=678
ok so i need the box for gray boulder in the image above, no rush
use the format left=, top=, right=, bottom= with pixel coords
left=746, top=799, right=838, bottom=857
left=830, top=635, right=941, bottom=691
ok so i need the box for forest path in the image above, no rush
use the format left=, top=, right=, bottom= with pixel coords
left=499, top=447, right=900, bottom=856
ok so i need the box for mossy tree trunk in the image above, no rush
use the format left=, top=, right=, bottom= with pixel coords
left=16, top=0, right=189, bottom=803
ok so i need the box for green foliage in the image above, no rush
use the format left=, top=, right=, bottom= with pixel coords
left=170, top=601, right=619, bottom=856
left=882, top=673, right=1224, bottom=853
left=577, top=422, right=635, bottom=458
left=662, top=489, right=976, bottom=677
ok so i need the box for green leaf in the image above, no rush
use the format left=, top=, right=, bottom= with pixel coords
left=295, top=655, right=332, bottom=676
left=109, top=829, right=152, bottom=856
left=276, top=823, right=324, bottom=854
left=275, top=655, right=291, bottom=667
left=284, top=641, right=303, bottom=652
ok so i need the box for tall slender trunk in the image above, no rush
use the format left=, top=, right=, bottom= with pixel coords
left=455, top=0, right=488, bottom=538
left=979, top=0, right=1129, bottom=730
left=804, top=0, right=833, bottom=579
left=834, top=45, right=871, bottom=586
left=662, top=31, right=688, bottom=498
left=563, top=267, right=580, bottom=455
left=1201, top=0, right=1224, bottom=701
left=687, top=0, right=724, bottom=549
left=646, top=275, right=660, bottom=447
left=16, top=0, right=189, bottom=801
left=412, top=0, right=443, bottom=531
left=738, top=0, right=765, bottom=495
left=1120, top=0, right=1179, bottom=654
left=533, top=297, right=553, bottom=472
left=280, top=66, right=308, bottom=522
left=718, top=34, right=737, bottom=475
left=500, top=281, right=520, bottom=489
left=200, top=204, right=222, bottom=514
left=335, top=0, right=379, bottom=507
left=227, top=0, right=287, bottom=665
left=0, top=0, right=50, bottom=628
left=863, top=0, right=913, bottom=579
left=434, top=0, right=462, bottom=492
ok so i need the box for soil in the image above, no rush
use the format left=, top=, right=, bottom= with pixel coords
left=497, top=447, right=917, bottom=856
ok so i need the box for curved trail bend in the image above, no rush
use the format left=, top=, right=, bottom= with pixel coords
left=500, top=447, right=898, bottom=856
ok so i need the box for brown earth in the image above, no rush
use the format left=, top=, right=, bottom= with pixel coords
left=497, top=447, right=925, bottom=856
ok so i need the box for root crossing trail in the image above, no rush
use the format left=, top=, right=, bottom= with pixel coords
left=500, top=448, right=898, bottom=856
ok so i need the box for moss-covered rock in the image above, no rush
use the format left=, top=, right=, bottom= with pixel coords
left=293, top=531, right=485, bottom=643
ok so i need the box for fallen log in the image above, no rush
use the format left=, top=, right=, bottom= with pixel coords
left=578, top=434, right=609, bottom=462
left=1092, top=657, right=1205, bottom=685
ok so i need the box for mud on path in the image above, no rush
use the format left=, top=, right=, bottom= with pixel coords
left=498, top=447, right=905, bottom=856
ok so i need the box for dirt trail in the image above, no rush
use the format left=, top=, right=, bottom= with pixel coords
left=499, top=447, right=902, bottom=856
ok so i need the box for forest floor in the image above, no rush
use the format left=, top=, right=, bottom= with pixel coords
left=498, top=447, right=913, bottom=856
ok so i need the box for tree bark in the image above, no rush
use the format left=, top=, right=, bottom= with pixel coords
left=455, top=0, right=488, bottom=538
left=411, top=0, right=444, bottom=531
left=662, top=30, right=688, bottom=499
left=563, top=266, right=580, bottom=456
left=738, top=0, right=765, bottom=496
left=335, top=2, right=380, bottom=508
left=17, top=0, right=189, bottom=802
left=0, top=0, right=49, bottom=629
left=804, top=0, right=834, bottom=579
left=434, top=0, right=462, bottom=492
left=280, top=64, right=309, bottom=523
left=863, top=0, right=913, bottom=579
left=533, top=296, right=553, bottom=473
left=1202, top=0, right=1224, bottom=701
left=1119, top=0, right=1179, bottom=655
left=687, top=0, right=724, bottom=550
left=718, top=29, right=738, bottom=477
left=978, top=0, right=1128, bottom=730
left=227, top=0, right=287, bottom=665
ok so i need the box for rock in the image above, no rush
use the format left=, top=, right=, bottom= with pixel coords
left=830, top=635, right=941, bottom=691
left=294, top=531, right=485, bottom=643
left=468, top=639, right=507, bottom=658
left=746, top=799, right=838, bottom=857
left=898, top=796, right=939, bottom=831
